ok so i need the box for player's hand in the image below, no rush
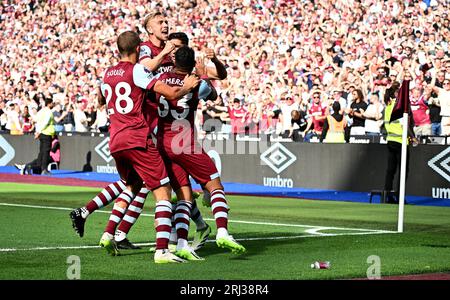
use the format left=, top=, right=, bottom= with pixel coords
left=183, top=74, right=200, bottom=90
left=161, top=40, right=175, bottom=56
left=205, top=48, right=217, bottom=61
left=195, top=59, right=207, bottom=77
left=34, top=132, right=40, bottom=140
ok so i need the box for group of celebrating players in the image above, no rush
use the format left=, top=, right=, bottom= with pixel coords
left=69, top=11, right=246, bottom=263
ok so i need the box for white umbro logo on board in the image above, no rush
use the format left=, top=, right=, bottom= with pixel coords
left=260, top=143, right=297, bottom=174
left=95, top=138, right=113, bottom=163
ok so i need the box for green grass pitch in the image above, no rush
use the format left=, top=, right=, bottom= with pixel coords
left=1, top=182, right=450, bottom=280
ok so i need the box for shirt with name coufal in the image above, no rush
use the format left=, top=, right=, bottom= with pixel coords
left=101, top=61, right=158, bottom=154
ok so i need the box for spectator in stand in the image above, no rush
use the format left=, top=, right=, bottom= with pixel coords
left=6, top=102, right=23, bottom=135
left=244, top=102, right=260, bottom=136
left=52, top=103, right=66, bottom=133
left=331, top=89, right=347, bottom=115
left=320, top=101, right=347, bottom=143
left=0, top=0, right=450, bottom=140
left=260, top=97, right=276, bottom=135
left=429, top=79, right=450, bottom=136
left=21, top=105, right=34, bottom=134
left=347, top=88, right=368, bottom=137
left=279, top=95, right=299, bottom=139
left=91, top=103, right=109, bottom=133
left=288, top=103, right=309, bottom=142
left=74, top=100, right=88, bottom=133
left=304, top=90, right=327, bottom=142
left=85, top=104, right=97, bottom=130
left=384, top=48, right=398, bottom=71
left=410, top=87, right=432, bottom=137
left=363, top=93, right=384, bottom=136
left=228, top=98, right=247, bottom=136
left=202, top=95, right=229, bottom=134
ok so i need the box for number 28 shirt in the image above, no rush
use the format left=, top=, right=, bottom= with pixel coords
left=101, top=61, right=158, bottom=154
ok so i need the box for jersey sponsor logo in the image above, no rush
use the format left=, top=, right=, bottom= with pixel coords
left=428, top=147, right=450, bottom=199
left=0, top=135, right=15, bottom=166
left=157, top=65, right=173, bottom=74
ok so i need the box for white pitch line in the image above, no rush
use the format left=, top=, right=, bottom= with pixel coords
left=0, top=231, right=395, bottom=253
left=0, top=202, right=396, bottom=234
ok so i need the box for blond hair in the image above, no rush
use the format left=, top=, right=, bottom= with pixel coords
left=143, top=12, right=163, bottom=34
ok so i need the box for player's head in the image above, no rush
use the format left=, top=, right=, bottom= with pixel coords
left=117, top=31, right=141, bottom=61
left=143, top=12, right=169, bottom=41
left=169, top=32, right=189, bottom=47
left=169, top=32, right=189, bottom=62
left=174, top=46, right=196, bottom=74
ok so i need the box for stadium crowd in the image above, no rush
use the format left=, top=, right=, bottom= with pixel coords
left=0, top=0, right=449, bottom=141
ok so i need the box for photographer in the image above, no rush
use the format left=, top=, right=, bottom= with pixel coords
left=288, top=106, right=308, bottom=142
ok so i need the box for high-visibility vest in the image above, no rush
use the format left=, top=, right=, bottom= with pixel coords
left=37, top=108, right=56, bottom=136
left=384, top=100, right=404, bottom=144
left=324, top=115, right=346, bottom=143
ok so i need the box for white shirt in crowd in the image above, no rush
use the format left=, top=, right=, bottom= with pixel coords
left=74, top=107, right=88, bottom=132
left=95, top=107, right=109, bottom=128
left=363, top=103, right=384, bottom=134
left=437, top=88, right=450, bottom=117
left=280, top=101, right=299, bottom=132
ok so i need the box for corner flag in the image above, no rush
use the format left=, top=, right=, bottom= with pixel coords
left=390, top=80, right=410, bottom=123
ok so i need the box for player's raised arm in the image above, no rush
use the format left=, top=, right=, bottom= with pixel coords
left=204, top=48, right=227, bottom=80
left=140, top=41, right=174, bottom=72
left=132, top=64, right=198, bottom=99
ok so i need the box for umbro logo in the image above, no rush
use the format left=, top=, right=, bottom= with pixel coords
left=95, top=138, right=113, bottom=163
left=260, top=143, right=297, bottom=174
left=428, top=147, right=450, bottom=182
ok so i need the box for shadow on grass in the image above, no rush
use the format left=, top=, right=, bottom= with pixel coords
left=121, top=232, right=311, bottom=260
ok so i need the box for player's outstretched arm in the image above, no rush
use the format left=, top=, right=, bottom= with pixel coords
left=153, top=74, right=200, bottom=100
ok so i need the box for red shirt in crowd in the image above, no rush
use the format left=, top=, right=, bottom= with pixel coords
left=308, top=102, right=326, bottom=133
left=410, top=95, right=431, bottom=126
left=228, top=104, right=247, bottom=134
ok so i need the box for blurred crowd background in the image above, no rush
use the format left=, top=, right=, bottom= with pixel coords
left=0, top=0, right=449, bottom=142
